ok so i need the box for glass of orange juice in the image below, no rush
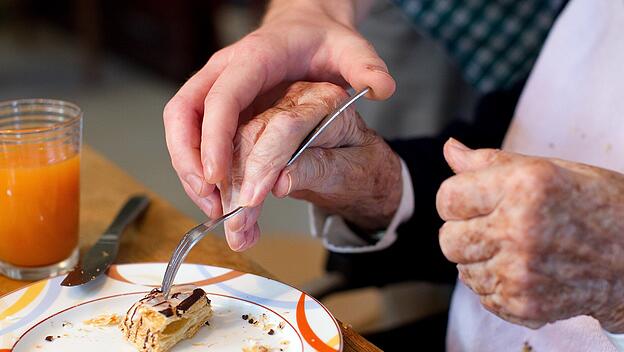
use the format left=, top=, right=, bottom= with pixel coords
left=0, top=99, right=82, bottom=280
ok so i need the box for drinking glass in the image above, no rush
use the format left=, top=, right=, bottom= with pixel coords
left=0, top=99, right=82, bottom=280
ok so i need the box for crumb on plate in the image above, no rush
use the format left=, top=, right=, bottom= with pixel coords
left=242, top=313, right=281, bottom=335
left=83, top=313, right=122, bottom=327
left=242, top=344, right=270, bottom=352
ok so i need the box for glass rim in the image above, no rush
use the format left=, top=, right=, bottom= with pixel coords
left=0, top=99, right=83, bottom=137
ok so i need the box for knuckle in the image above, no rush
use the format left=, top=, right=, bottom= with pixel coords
left=237, top=118, right=268, bottom=147
left=307, top=149, right=331, bottom=184
left=318, top=82, right=348, bottom=98
left=289, top=81, right=313, bottom=92
left=236, top=35, right=274, bottom=68
left=204, top=89, right=232, bottom=107
left=270, top=111, right=304, bottom=134
left=163, top=96, right=185, bottom=123
left=169, top=158, right=183, bottom=175
left=439, top=226, right=460, bottom=262
left=503, top=256, right=538, bottom=295
left=318, top=83, right=349, bottom=107
left=248, top=159, right=278, bottom=181
left=514, top=160, right=559, bottom=191
left=355, top=37, right=377, bottom=54
left=438, top=222, right=451, bottom=246
left=507, top=295, right=541, bottom=321
left=288, top=82, right=348, bottom=109
left=483, top=149, right=503, bottom=164
left=272, top=109, right=300, bottom=122
left=209, top=48, right=229, bottom=63
left=436, top=178, right=456, bottom=218
left=248, top=144, right=281, bottom=173
left=506, top=264, right=531, bottom=290
left=230, top=171, right=245, bottom=189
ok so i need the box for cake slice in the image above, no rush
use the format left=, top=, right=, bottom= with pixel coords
left=120, top=285, right=212, bottom=352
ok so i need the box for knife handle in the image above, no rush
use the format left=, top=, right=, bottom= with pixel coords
left=105, top=195, right=151, bottom=236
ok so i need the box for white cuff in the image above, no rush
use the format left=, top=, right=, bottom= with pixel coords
left=604, top=329, right=624, bottom=351
left=308, top=158, right=415, bottom=253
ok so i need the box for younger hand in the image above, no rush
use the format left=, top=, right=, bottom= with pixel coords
left=163, top=2, right=396, bottom=220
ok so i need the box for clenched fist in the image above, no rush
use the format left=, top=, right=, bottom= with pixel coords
left=437, top=138, right=624, bottom=333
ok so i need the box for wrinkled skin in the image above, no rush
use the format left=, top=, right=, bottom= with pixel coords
left=162, top=0, right=395, bottom=228
left=437, top=138, right=624, bottom=333
left=220, top=81, right=402, bottom=251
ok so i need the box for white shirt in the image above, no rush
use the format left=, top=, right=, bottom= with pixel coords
left=311, top=0, right=624, bottom=350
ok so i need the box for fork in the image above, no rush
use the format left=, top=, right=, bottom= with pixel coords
left=160, top=87, right=370, bottom=298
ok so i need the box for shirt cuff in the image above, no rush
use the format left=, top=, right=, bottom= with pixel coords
left=308, top=158, right=415, bottom=253
left=604, top=329, right=624, bottom=351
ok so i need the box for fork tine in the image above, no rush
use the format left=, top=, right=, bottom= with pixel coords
left=160, top=206, right=246, bottom=297
left=162, top=223, right=206, bottom=290
left=161, top=233, right=193, bottom=295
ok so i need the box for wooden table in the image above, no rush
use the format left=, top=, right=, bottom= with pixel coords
left=0, top=146, right=381, bottom=352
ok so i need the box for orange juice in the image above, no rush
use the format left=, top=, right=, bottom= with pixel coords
left=0, top=144, right=80, bottom=267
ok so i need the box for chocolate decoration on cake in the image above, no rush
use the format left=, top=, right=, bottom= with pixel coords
left=175, top=288, right=204, bottom=315
left=120, top=285, right=212, bottom=352
left=159, top=307, right=174, bottom=317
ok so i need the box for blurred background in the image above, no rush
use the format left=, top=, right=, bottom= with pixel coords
left=0, top=0, right=474, bottom=348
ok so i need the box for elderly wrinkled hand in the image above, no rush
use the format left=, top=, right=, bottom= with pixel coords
left=436, top=138, right=624, bottom=333
left=220, top=81, right=402, bottom=252
left=162, top=1, right=395, bottom=221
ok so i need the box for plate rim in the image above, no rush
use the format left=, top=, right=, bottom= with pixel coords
left=11, top=290, right=306, bottom=351
left=1, top=262, right=344, bottom=351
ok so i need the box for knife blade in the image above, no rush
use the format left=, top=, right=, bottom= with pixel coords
left=61, top=195, right=150, bottom=286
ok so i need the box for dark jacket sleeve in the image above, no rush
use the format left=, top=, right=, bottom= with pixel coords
left=325, top=78, right=527, bottom=287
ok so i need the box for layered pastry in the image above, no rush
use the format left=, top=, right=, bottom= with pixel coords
left=120, top=285, right=212, bottom=352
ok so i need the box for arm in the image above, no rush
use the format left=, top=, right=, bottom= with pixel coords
left=264, top=0, right=376, bottom=25
left=323, top=79, right=525, bottom=287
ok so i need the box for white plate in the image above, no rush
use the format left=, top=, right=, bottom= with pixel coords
left=0, top=263, right=342, bottom=351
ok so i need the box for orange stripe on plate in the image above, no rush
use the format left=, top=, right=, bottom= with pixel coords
left=0, top=280, right=46, bottom=320
left=0, top=348, right=12, bottom=351
left=191, top=270, right=245, bottom=286
left=296, top=293, right=338, bottom=352
left=106, top=265, right=245, bottom=287
left=327, top=334, right=341, bottom=349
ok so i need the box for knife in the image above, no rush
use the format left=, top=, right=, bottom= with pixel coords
left=61, top=195, right=150, bottom=286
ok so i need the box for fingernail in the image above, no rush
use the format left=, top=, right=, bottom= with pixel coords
left=285, top=174, right=292, bottom=195
left=274, top=173, right=292, bottom=198
left=229, top=231, right=247, bottom=251
left=239, top=181, right=255, bottom=206
left=185, top=174, right=204, bottom=195
left=228, top=211, right=247, bottom=232
left=448, top=138, right=470, bottom=151
left=367, top=64, right=389, bottom=74
left=227, top=209, right=247, bottom=233
left=204, top=163, right=214, bottom=183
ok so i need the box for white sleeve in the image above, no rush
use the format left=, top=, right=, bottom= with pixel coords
left=308, top=158, right=415, bottom=253
left=604, top=330, right=624, bottom=351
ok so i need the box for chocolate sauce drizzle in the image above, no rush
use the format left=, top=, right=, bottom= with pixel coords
left=121, top=285, right=210, bottom=349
